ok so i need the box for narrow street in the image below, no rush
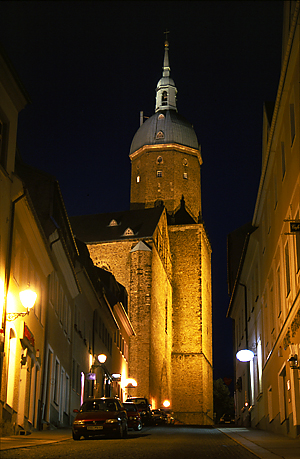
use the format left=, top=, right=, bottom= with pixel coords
left=0, top=426, right=260, bottom=459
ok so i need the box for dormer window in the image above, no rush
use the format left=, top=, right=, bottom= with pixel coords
left=158, top=113, right=165, bottom=120
left=123, top=227, right=134, bottom=236
left=108, top=219, right=118, bottom=227
left=156, top=131, right=164, bottom=139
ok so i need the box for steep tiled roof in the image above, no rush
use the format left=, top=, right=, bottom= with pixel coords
left=70, top=207, right=164, bottom=243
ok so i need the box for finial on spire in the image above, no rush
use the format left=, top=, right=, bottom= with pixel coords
left=164, top=29, right=170, bottom=45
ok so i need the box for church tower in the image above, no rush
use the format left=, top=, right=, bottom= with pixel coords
left=71, top=38, right=213, bottom=425
left=130, top=39, right=203, bottom=223
left=129, top=39, right=213, bottom=425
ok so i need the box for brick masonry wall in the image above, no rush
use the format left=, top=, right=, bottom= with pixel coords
left=169, top=223, right=213, bottom=424
left=130, top=146, right=201, bottom=220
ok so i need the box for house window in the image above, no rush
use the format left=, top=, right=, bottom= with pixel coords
left=0, top=119, right=7, bottom=169
left=285, top=242, right=291, bottom=296
left=290, top=103, right=295, bottom=145
left=295, top=213, right=300, bottom=273
left=136, top=175, right=140, bottom=183
left=157, top=170, right=162, bottom=177
left=157, top=156, right=163, bottom=164
left=183, top=172, right=188, bottom=179
left=54, top=359, right=60, bottom=404
left=281, top=142, right=286, bottom=179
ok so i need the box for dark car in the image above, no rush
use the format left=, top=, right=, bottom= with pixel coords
left=152, top=409, right=166, bottom=425
left=125, top=397, right=152, bottom=425
left=122, top=402, right=143, bottom=431
left=219, top=413, right=234, bottom=424
left=72, top=397, right=128, bottom=440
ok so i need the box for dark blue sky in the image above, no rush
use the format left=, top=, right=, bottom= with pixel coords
left=0, top=1, right=284, bottom=385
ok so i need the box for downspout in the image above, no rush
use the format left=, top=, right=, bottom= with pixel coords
left=1, top=192, right=26, bottom=391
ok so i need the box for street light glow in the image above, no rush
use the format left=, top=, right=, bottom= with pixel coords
left=236, top=349, right=255, bottom=362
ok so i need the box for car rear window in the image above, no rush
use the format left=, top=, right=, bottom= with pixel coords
left=123, top=403, right=138, bottom=412
left=80, top=400, right=116, bottom=412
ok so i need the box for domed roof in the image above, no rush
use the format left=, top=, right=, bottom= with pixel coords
left=130, top=110, right=199, bottom=155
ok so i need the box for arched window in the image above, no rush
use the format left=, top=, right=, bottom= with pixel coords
left=156, top=131, right=164, bottom=139
left=162, top=91, right=167, bottom=105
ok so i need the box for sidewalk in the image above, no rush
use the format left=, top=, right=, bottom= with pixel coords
left=217, top=426, right=300, bottom=459
left=0, top=427, right=72, bottom=451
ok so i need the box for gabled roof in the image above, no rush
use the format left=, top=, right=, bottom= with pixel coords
left=70, top=206, right=165, bottom=243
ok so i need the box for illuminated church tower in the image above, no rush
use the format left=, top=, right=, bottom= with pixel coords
left=71, top=38, right=213, bottom=425
left=129, top=39, right=213, bottom=424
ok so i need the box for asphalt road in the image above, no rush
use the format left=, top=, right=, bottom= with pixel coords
left=0, top=425, right=260, bottom=459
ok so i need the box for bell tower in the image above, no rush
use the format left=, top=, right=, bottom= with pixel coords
left=129, top=40, right=203, bottom=222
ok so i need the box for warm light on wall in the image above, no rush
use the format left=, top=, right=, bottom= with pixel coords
left=124, top=378, right=137, bottom=388
left=163, top=399, right=171, bottom=408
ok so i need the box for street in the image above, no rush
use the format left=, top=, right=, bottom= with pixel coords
left=0, top=426, right=260, bottom=459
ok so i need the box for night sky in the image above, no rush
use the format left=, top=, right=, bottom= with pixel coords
left=0, top=1, right=284, bottom=387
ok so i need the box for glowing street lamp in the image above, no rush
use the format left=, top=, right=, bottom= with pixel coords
left=6, top=286, right=37, bottom=321
left=163, top=400, right=171, bottom=408
left=98, top=354, right=107, bottom=364
left=236, top=349, right=255, bottom=362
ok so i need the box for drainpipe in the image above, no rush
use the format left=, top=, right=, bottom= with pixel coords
left=1, top=192, right=26, bottom=392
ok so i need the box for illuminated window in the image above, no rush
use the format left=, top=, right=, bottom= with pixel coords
left=109, top=219, right=118, bottom=227
left=183, top=158, right=188, bottom=166
left=136, top=175, right=140, bottom=183
left=158, top=113, right=165, bottom=120
left=157, top=171, right=162, bottom=177
left=156, top=131, right=164, bottom=139
left=161, top=91, right=167, bottom=105
left=183, top=172, right=188, bottom=179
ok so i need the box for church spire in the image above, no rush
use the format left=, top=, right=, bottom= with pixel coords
left=155, top=35, right=177, bottom=112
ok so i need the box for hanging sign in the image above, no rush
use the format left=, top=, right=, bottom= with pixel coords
left=290, top=222, right=300, bottom=233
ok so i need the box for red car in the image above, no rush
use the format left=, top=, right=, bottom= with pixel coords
left=122, top=402, right=143, bottom=431
left=72, top=397, right=128, bottom=440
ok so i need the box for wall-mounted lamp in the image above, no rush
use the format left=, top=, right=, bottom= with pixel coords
left=288, top=354, right=300, bottom=370
left=6, top=286, right=37, bottom=321
left=236, top=349, right=255, bottom=362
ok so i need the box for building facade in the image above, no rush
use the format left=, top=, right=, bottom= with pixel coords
left=0, top=45, right=134, bottom=435
left=71, top=39, right=213, bottom=424
left=227, top=1, right=300, bottom=438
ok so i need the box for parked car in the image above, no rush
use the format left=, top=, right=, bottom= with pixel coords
left=72, top=397, right=128, bottom=440
left=159, top=408, right=175, bottom=425
left=122, top=402, right=143, bottom=431
left=219, top=413, right=234, bottom=424
left=125, top=397, right=152, bottom=425
left=152, top=409, right=166, bottom=425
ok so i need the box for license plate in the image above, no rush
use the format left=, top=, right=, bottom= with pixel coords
left=87, top=425, right=103, bottom=430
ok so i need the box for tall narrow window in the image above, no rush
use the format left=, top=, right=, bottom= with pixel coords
left=290, top=103, right=295, bottom=145
left=285, top=242, right=291, bottom=296
left=0, top=119, right=7, bottom=169
left=274, top=176, right=278, bottom=209
left=281, top=142, right=286, bottom=179
left=295, top=213, right=300, bottom=273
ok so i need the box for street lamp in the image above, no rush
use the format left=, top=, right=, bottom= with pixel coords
left=236, top=349, right=255, bottom=362
left=6, top=286, right=37, bottom=321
